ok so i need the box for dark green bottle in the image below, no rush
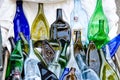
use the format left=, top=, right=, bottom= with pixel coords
left=86, top=41, right=100, bottom=75
left=88, top=0, right=109, bottom=44
left=6, top=40, right=23, bottom=80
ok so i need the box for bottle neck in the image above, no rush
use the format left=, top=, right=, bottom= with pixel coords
left=37, top=3, right=44, bottom=15
left=75, top=54, right=87, bottom=71
left=96, top=0, right=103, bottom=11
left=9, top=37, right=16, bottom=51
left=16, top=1, right=23, bottom=12
left=99, top=49, right=106, bottom=62
left=98, top=20, right=104, bottom=32
left=74, top=31, right=82, bottom=43
left=74, top=0, right=82, bottom=9
left=56, top=9, right=63, bottom=21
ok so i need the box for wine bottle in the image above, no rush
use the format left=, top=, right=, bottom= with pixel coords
left=59, top=68, right=69, bottom=80
left=86, top=41, right=100, bottom=75
left=50, top=8, right=71, bottom=47
left=48, top=50, right=61, bottom=79
left=63, top=67, right=77, bottom=80
left=6, top=40, right=23, bottom=80
left=70, top=0, right=88, bottom=45
left=41, top=40, right=55, bottom=65
left=31, top=3, right=49, bottom=42
left=98, top=49, right=120, bottom=80
left=74, top=30, right=86, bottom=62
left=37, top=62, right=58, bottom=80
left=58, top=39, right=69, bottom=69
left=14, top=0, right=30, bottom=43
left=104, top=45, right=120, bottom=77
left=75, top=54, right=100, bottom=80
left=88, top=0, right=109, bottom=44
left=0, top=26, right=3, bottom=70
left=24, top=39, right=41, bottom=80
left=8, top=37, right=16, bottom=53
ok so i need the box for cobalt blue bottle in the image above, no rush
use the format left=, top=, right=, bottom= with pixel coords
left=14, top=0, right=30, bottom=43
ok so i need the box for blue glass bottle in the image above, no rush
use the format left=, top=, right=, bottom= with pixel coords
left=13, top=0, right=30, bottom=43
left=59, top=68, right=69, bottom=80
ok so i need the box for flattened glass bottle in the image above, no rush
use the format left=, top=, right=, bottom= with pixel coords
left=14, top=0, right=30, bottom=43
left=86, top=41, right=100, bottom=75
left=99, top=49, right=120, bottom=80
left=75, top=54, right=100, bottom=80
left=70, top=0, right=88, bottom=45
left=50, top=8, right=71, bottom=47
left=74, top=30, right=86, bottom=62
left=24, top=39, right=41, bottom=80
left=88, top=0, right=109, bottom=42
left=31, top=3, right=49, bottom=42
left=6, top=40, right=23, bottom=80
left=48, top=50, right=61, bottom=79
left=92, top=20, right=109, bottom=49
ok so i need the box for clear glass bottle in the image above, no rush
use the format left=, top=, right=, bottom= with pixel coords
left=50, top=8, right=71, bottom=47
left=88, top=0, right=109, bottom=43
left=14, top=0, right=30, bottom=43
left=98, top=49, right=120, bottom=80
left=70, top=0, right=88, bottom=45
left=31, top=3, right=49, bottom=42
left=8, top=37, right=16, bottom=52
left=92, top=20, right=109, bottom=49
left=24, top=39, right=41, bottom=80
left=86, top=41, right=100, bottom=76
left=0, top=26, right=3, bottom=70
left=75, top=54, right=100, bottom=80
left=48, top=50, right=61, bottom=79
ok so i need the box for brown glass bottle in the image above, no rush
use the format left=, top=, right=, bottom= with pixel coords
left=86, top=41, right=100, bottom=76
left=74, top=30, right=86, bottom=62
left=63, top=67, right=77, bottom=80
left=50, top=8, right=71, bottom=47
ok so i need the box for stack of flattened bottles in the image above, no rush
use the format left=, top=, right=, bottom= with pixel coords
left=0, top=0, right=120, bottom=80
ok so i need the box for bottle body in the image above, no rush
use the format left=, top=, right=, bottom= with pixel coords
left=31, top=3, right=49, bottom=41
left=88, top=0, right=109, bottom=44
left=86, top=41, right=100, bottom=75
left=0, top=26, right=3, bottom=70
left=24, top=40, right=41, bottom=80
left=99, top=49, right=120, bottom=80
left=14, top=1, right=30, bottom=43
left=50, top=8, right=71, bottom=47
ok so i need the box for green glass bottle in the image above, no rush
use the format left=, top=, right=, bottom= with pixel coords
left=58, top=39, right=69, bottom=69
left=88, top=0, right=109, bottom=43
left=86, top=41, right=100, bottom=76
left=98, top=49, right=120, bottom=80
left=6, top=40, right=23, bottom=80
left=31, top=3, right=49, bottom=42
left=93, top=20, right=109, bottom=49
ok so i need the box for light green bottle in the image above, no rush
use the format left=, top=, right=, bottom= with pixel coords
left=99, top=49, right=120, bottom=80
left=92, top=20, right=109, bottom=49
left=88, top=0, right=109, bottom=43
left=31, top=3, right=49, bottom=42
